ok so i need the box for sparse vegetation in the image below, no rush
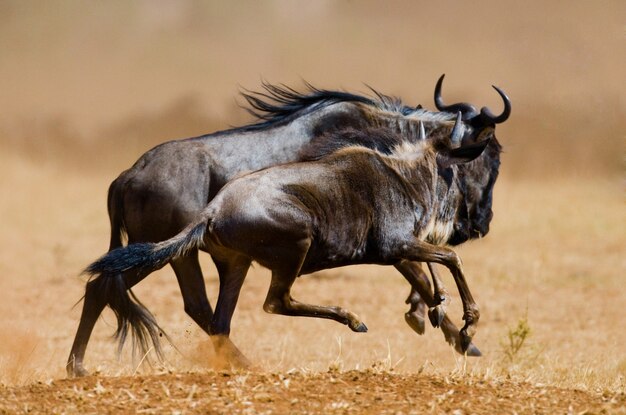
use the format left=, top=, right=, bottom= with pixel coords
left=501, top=314, right=531, bottom=363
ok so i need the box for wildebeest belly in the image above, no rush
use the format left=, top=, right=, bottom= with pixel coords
left=298, top=225, right=394, bottom=275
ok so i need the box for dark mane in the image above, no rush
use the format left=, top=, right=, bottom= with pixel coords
left=299, top=127, right=407, bottom=161
left=240, top=81, right=417, bottom=131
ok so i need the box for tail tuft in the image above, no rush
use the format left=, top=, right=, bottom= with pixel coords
left=85, top=221, right=209, bottom=279
left=88, top=272, right=168, bottom=365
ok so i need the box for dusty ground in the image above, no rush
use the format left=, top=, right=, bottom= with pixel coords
left=2, top=371, right=624, bottom=414
left=0, top=2, right=624, bottom=414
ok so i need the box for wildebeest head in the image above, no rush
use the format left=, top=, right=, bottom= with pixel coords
left=445, top=124, right=503, bottom=246
left=431, top=75, right=509, bottom=245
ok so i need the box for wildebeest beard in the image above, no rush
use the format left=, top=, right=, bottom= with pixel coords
left=447, top=133, right=502, bottom=246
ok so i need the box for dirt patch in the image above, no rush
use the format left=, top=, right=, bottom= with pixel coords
left=1, top=371, right=623, bottom=414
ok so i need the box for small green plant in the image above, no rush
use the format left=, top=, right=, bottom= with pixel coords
left=501, top=315, right=532, bottom=363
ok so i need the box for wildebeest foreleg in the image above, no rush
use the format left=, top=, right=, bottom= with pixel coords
left=209, top=255, right=253, bottom=369
left=400, top=242, right=480, bottom=353
left=395, top=260, right=480, bottom=356
left=396, top=262, right=430, bottom=335
left=405, top=287, right=427, bottom=335
left=398, top=263, right=448, bottom=333
left=426, top=262, right=449, bottom=328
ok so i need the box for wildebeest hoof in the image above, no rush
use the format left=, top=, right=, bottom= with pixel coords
left=451, top=335, right=481, bottom=357
left=459, top=329, right=473, bottom=353
left=350, top=322, right=368, bottom=332
left=465, top=342, right=482, bottom=357
left=404, top=311, right=426, bottom=335
left=67, top=365, right=90, bottom=378
left=428, top=305, right=445, bottom=328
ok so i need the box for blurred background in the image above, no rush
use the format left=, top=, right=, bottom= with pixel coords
left=0, top=1, right=624, bottom=386
left=0, top=0, right=623, bottom=177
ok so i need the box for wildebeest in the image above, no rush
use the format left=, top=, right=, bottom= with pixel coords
left=67, top=76, right=510, bottom=376
left=84, top=118, right=500, bottom=368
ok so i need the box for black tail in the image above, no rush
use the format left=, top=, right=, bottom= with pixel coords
left=87, top=272, right=167, bottom=361
left=84, top=219, right=209, bottom=362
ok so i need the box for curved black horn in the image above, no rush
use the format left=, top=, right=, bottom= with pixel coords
left=479, top=85, right=511, bottom=124
left=434, top=74, right=477, bottom=117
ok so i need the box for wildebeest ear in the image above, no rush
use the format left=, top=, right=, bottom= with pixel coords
left=438, top=138, right=491, bottom=168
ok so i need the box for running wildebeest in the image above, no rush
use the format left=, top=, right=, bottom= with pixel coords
left=67, top=76, right=510, bottom=376
left=84, top=118, right=500, bottom=368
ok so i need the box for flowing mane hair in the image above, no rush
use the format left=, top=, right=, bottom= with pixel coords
left=239, top=81, right=426, bottom=131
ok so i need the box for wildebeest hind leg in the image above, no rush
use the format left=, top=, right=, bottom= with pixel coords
left=66, top=268, right=151, bottom=378
left=263, top=245, right=367, bottom=332
left=170, top=250, right=214, bottom=334
left=208, top=255, right=253, bottom=369
left=66, top=278, right=108, bottom=377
